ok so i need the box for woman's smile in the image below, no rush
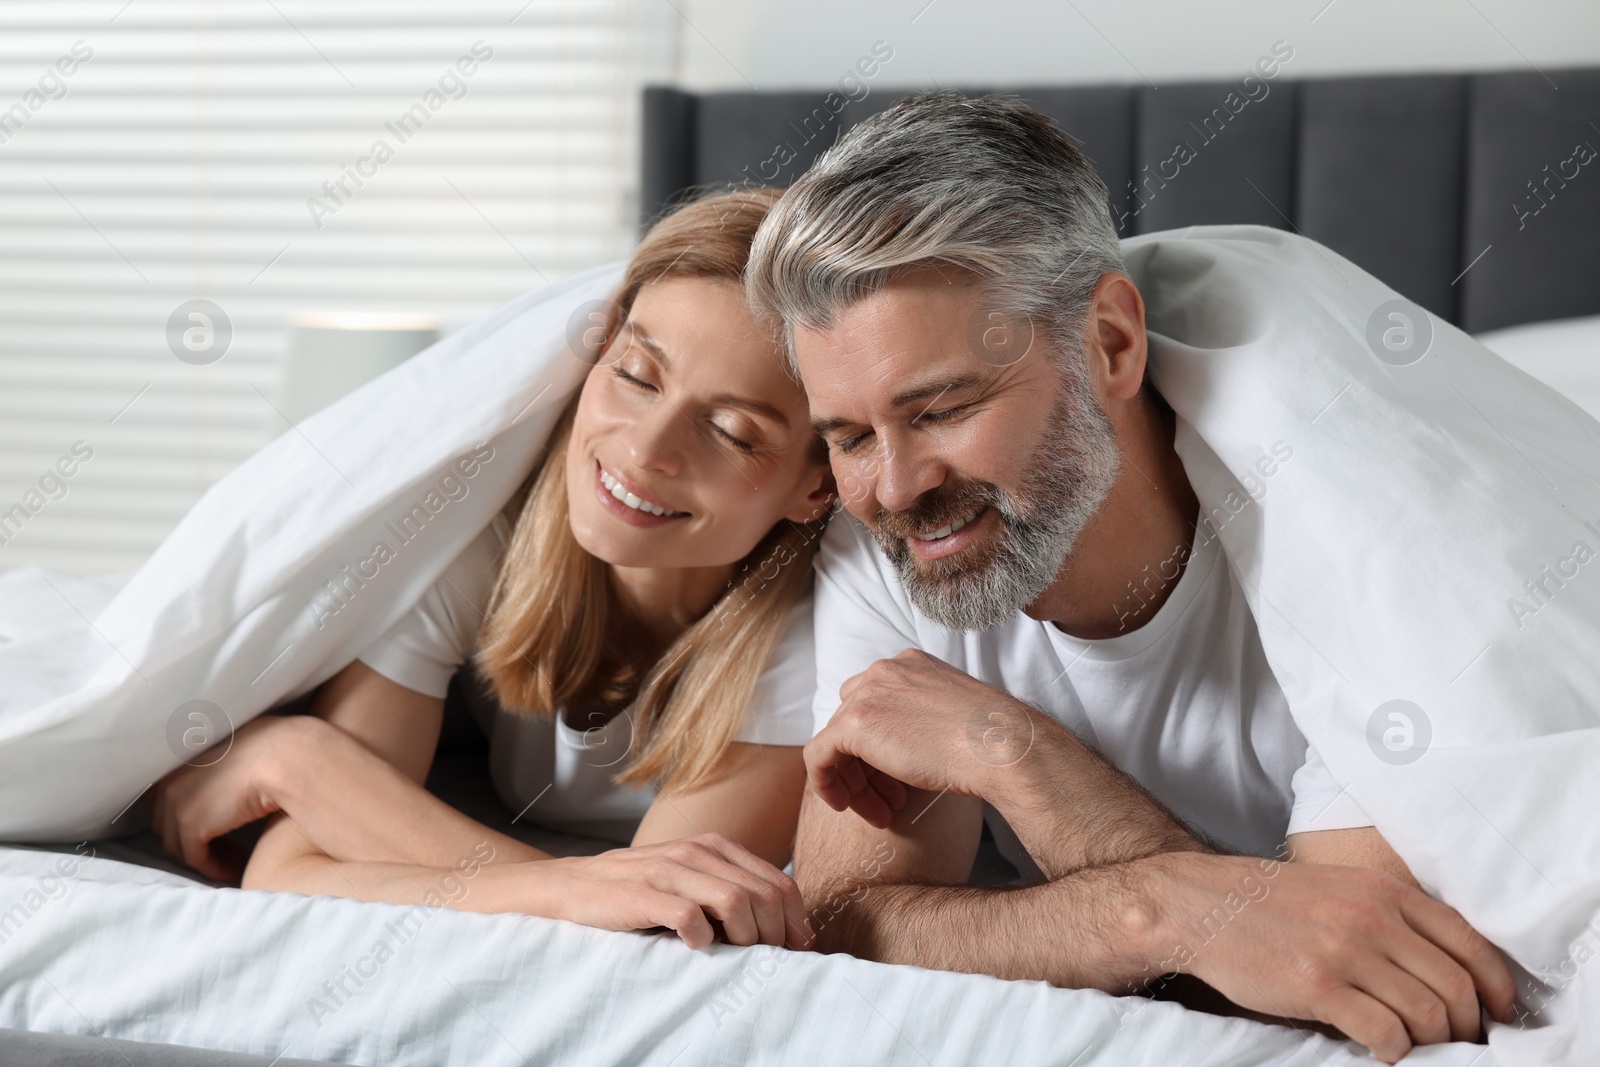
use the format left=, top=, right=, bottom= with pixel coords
left=593, top=459, right=690, bottom=528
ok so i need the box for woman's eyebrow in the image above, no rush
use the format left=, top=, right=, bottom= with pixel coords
left=624, top=320, right=790, bottom=429
left=710, top=394, right=790, bottom=428
left=624, top=322, right=669, bottom=363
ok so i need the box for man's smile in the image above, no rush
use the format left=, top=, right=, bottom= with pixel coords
left=907, top=505, right=994, bottom=561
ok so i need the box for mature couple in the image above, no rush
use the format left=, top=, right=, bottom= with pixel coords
left=148, top=92, right=1514, bottom=1063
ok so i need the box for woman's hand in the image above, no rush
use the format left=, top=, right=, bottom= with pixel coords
left=147, top=714, right=306, bottom=882
left=545, top=833, right=812, bottom=951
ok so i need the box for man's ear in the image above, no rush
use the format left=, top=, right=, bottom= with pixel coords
left=784, top=462, right=837, bottom=525
left=1086, top=272, right=1148, bottom=403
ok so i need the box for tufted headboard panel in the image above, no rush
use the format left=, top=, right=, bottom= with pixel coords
left=641, top=70, right=1600, bottom=333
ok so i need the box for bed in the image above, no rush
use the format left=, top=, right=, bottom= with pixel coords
left=0, top=648, right=1368, bottom=1067
left=3, top=67, right=1599, bottom=1065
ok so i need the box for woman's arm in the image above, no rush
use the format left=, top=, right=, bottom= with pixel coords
left=240, top=720, right=814, bottom=948
left=244, top=815, right=809, bottom=949
left=632, top=743, right=808, bottom=869
left=280, top=661, right=550, bottom=867
left=150, top=661, right=546, bottom=880
left=154, top=663, right=812, bottom=947
left=248, top=710, right=550, bottom=869
left=240, top=683, right=812, bottom=947
left=306, top=658, right=445, bottom=783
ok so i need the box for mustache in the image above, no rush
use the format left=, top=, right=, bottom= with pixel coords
left=874, top=480, right=999, bottom=543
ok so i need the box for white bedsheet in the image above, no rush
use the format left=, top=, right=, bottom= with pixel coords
left=0, top=845, right=1471, bottom=1067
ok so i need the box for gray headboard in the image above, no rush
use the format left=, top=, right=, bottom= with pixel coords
left=641, top=70, right=1600, bottom=334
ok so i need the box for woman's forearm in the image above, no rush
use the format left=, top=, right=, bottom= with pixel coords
left=244, top=811, right=812, bottom=949
left=242, top=814, right=569, bottom=916
left=260, top=715, right=548, bottom=868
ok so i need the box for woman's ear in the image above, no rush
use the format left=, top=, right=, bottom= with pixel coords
left=784, top=461, right=837, bottom=525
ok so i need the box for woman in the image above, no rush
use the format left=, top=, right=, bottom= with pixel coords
left=148, top=188, right=834, bottom=952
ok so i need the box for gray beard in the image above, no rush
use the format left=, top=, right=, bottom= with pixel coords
left=872, top=358, right=1122, bottom=632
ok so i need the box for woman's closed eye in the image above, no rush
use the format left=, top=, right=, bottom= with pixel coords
left=614, top=364, right=756, bottom=453
left=710, top=423, right=755, bottom=453
left=614, top=364, right=758, bottom=454
left=613, top=365, right=656, bottom=392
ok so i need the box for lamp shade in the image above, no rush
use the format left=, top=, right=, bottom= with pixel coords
left=277, top=311, right=441, bottom=425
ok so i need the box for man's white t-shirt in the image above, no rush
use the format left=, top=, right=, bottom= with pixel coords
left=357, top=516, right=818, bottom=843
left=811, top=512, right=1371, bottom=877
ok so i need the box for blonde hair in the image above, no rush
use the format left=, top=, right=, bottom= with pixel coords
left=474, top=187, right=829, bottom=792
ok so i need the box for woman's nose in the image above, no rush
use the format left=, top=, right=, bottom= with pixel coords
left=623, top=405, right=684, bottom=475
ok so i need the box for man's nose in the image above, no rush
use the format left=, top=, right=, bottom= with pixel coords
left=873, top=429, right=945, bottom=514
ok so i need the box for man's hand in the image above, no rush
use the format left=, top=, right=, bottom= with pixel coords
left=1141, top=851, right=1518, bottom=1064
left=805, top=649, right=1199, bottom=878
left=805, top=649, right=1035, bottom=828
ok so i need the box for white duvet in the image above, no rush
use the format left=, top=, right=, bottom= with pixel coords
left=1128, top=230, right=1600, bottom=1065
left=0, top=225, right=1596, bottom=1064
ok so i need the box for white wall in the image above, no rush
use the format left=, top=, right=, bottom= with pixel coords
left=674, top=0, right=1600, bottom=92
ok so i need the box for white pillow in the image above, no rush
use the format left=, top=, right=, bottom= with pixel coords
left=1476, top=313, right=1600, bottom=421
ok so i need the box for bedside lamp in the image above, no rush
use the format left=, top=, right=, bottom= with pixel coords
left=277, top=311, right=441, bottom=425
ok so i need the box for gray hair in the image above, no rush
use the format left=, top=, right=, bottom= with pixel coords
left=745, top=91, right=1125, bottom=374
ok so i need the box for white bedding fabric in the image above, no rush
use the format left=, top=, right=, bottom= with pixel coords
left=1126, top=229, right=1600, bottom=1065
left=0, top=262, right=615, bottom=841
left=0, top=844, right=1455, bottom=1066
left=0, top=225, right=1596, bottom=1063
left=1477, top=313, right=1600, bottom=422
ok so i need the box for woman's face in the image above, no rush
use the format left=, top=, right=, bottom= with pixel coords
left=565, top=276, right=830, bottom=571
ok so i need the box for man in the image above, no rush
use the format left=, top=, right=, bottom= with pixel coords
left=744, top=92, right=1516, bottom=1064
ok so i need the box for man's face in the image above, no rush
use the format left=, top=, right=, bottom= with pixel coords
left=795, top=268, right=1122, bottom=631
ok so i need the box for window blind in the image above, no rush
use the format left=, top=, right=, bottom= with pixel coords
left=0, top=0, right=674, bottom=572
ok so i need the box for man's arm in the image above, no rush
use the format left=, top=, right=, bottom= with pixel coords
left=798, top=785, right=1174, bottom=990
left=796, top=654, right=1209, bottom=989
left=964, top=695, right=1209, bottom=878
left=795, top=650, right=1518, bottom=1064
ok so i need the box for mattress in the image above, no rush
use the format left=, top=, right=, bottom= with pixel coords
left=0, top=835, right=1455, bottom=1067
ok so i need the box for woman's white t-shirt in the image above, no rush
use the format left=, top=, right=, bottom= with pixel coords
left=357, top=516, right=817, bottom=843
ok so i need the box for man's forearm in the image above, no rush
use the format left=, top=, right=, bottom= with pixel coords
left=980, top=709, right=1211, bottom=878
left=812, top=856, right=1166, bottom=991
left=797, top=710, right=1212, bottom=984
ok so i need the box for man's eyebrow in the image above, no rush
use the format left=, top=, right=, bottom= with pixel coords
left=890, top=373, right=987, bottom=409
left=812, top=373, right=989, bottom=436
